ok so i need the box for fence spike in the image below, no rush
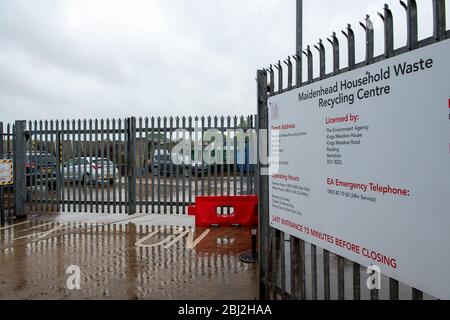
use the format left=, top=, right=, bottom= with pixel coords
left=292, top=52, right=302, bottom=87
left=302, top=45, right=313, bottom=83
left=328, top=32, right=340, bottom=74
left=263, top=68, right=270, bottom=92
left=360, top=15, right=374, bottom=64
left=400, top=0, right=418, bottom=50
left=269, top=65, right=275, bottom=95
left=378, top=4, right=394, bottom=58
left=314, top=39, right=326, bottom=79
left=433, top=0, right=446, bottom=41
left=342, top=24, right=355, bottom=70
left=284, top=56, right=293, bottom=89
left=274, top=60, right=283, bottom=93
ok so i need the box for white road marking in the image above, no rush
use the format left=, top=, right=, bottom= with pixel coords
left=135, top=227, right=167, bottom=248
left=134, top=227, right=210, bottom=250
left=0, top=221, right=30, bottom=231
left=2, top=214, right=198, bottom=251
left=163, top=230, right=191, bottom=249
left=13, top=223, right=87, bottom=241
left=18, top=222, right=55, bottom=233
left=135, top=227, right=185, bottom=248
left=36, top=224, right=66, bottom=240
left=186, top=229, right=210, bottom=250
left=135, top=234, right=173, bottom=248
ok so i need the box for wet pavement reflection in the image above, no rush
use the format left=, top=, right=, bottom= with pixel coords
left=0, top=213, right=258, bottom=300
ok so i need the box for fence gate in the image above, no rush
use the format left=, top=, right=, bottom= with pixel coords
left=4, top=115, right=256, bottom=217
left=257, top=0, right=449, bottom=300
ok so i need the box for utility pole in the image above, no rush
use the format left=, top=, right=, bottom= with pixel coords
left=296, top=0, right=303, bottom=54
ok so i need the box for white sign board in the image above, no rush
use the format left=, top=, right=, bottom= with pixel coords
left=268, top=39, right=450, bottom=299
left=0, top=160, right=13, bottom=185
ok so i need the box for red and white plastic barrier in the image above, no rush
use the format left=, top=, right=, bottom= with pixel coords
left=188, top=196, right=258, bottom=227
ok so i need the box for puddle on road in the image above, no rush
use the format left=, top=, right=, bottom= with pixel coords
left=0, top=213, right=258, bottom=300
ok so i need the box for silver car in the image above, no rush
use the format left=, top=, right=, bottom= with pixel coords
left=62, top=157, right=119, bottom=185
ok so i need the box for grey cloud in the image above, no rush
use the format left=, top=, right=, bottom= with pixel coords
left=0, top=0, right=437, bottom=125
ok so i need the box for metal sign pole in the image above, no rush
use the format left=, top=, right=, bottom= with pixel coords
left=296, top=0, right=303, bottom=55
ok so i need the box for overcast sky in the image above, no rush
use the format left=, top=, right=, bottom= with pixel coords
left=0, top=0, right=446, bottom=124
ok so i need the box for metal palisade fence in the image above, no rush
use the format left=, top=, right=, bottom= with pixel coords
left=0, top=115, right=257, bottom=219
left=256, top=0, right=449, bottom=300
left=0, top=122, right=16, bottom=220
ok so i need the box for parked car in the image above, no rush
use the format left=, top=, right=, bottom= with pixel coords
left=62, top=157, right=118, bottom=185
left=2, top=152, right=57, bottom=189
left=152, top=150, right=208, bottom=177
